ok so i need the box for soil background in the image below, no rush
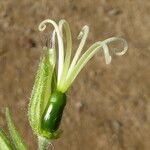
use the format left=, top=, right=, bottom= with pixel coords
left=0, top=0, right=150, bottom=150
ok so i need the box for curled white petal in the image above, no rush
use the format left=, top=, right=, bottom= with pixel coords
left=68, top=25, right=89, bottom=77
left=103, top=37, right=128, bottom=56
left=102, top=43, right=112, bottom=64
left=62, top=37, right=128, bottom=92
left=57, top=20, right=72, bottom=90
left=39, top=19, right=128, bottom=93
left=51, top=30, right=56, bottom=49
left=39, top=19, right=64, bottom=85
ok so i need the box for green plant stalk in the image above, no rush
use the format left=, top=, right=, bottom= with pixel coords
left=5, top=108, right=28, bottom=150
left=0, top=128, right=13, bottom=150
left=38, top=136, right=49, bottom=150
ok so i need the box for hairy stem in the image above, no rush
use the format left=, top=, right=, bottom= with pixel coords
left=38, top=136, right=49, bottom=150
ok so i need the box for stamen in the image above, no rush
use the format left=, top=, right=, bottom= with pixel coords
left=57, top=20, right=72, bottom=89
left=68, top=25, right=89, bottom=76
left=49, top=30, right=56, bottom=67
left=39, top=19, right=64, bottom=85
left=39, top=19, right=128, bottom=93
left=102, top=43, right=112, bottom=64
left=103, top=37, right=128, bottom=56
left=51, top=30, right=56, bottom=49
left=44, top=30, right=56, bottom=49
left=62, top=37, right=128, bottom=92
left=64, top=42, right=100, bottom=91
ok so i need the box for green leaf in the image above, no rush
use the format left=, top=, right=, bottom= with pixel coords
left=28, top=48, right=56, bottom=135
left=0, top=127, right=13, bottom=150
left=5, top=108, right=28, bottom=150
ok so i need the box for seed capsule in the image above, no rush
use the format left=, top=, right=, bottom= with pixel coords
left=41, top=90, right=66, bottom=133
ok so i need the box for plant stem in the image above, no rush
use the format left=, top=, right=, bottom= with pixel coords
left=38, top=136, right=49, bottom=150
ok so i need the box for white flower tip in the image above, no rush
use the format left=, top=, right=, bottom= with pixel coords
left=38, top=22, right=46, bottom=31
left=77, top=25, right=89, bottom=40
left=114, top=39, right=128, bottom=56
left=51, top=30, right=56, bottom=49
left=102, top=43, right=112, bottom=65
left=105, top=55, right=112, bottom=64
left=106, top=37, right=128, bottom=56
left=102, top=37, right=128, bottom=64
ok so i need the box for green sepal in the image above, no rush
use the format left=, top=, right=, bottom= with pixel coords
left=28, top=47, right=56, bottom=137
left=0, top=127, right=13, bottom=150
left=5, top=108, right=28, bottom=150
left=40, top=129, right=62, bottom=140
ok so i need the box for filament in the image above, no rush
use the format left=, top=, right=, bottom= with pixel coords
left=57, top=20, right=72, bottom=89
left=68, top=25, right=89, bottom=76
left=63, top=37, right=128, bottom=92
left=39, top=19, right=64, bottom=86
left=51, top=30, right=56, bottom=49
left=103, top=37, right=128, bottom=56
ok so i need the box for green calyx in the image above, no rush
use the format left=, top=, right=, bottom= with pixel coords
left=28, top=47, right=57, bottom=139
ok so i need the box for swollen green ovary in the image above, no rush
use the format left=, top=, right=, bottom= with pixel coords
left=41, top=91, right=67, bottom=133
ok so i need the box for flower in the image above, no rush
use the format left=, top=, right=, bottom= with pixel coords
left=28, top=19, right=128, bottom=139
left=38, top=19, right=128, bottom=93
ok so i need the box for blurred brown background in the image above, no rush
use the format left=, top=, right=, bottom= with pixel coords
left=0, top=0, right=150, bottom=150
